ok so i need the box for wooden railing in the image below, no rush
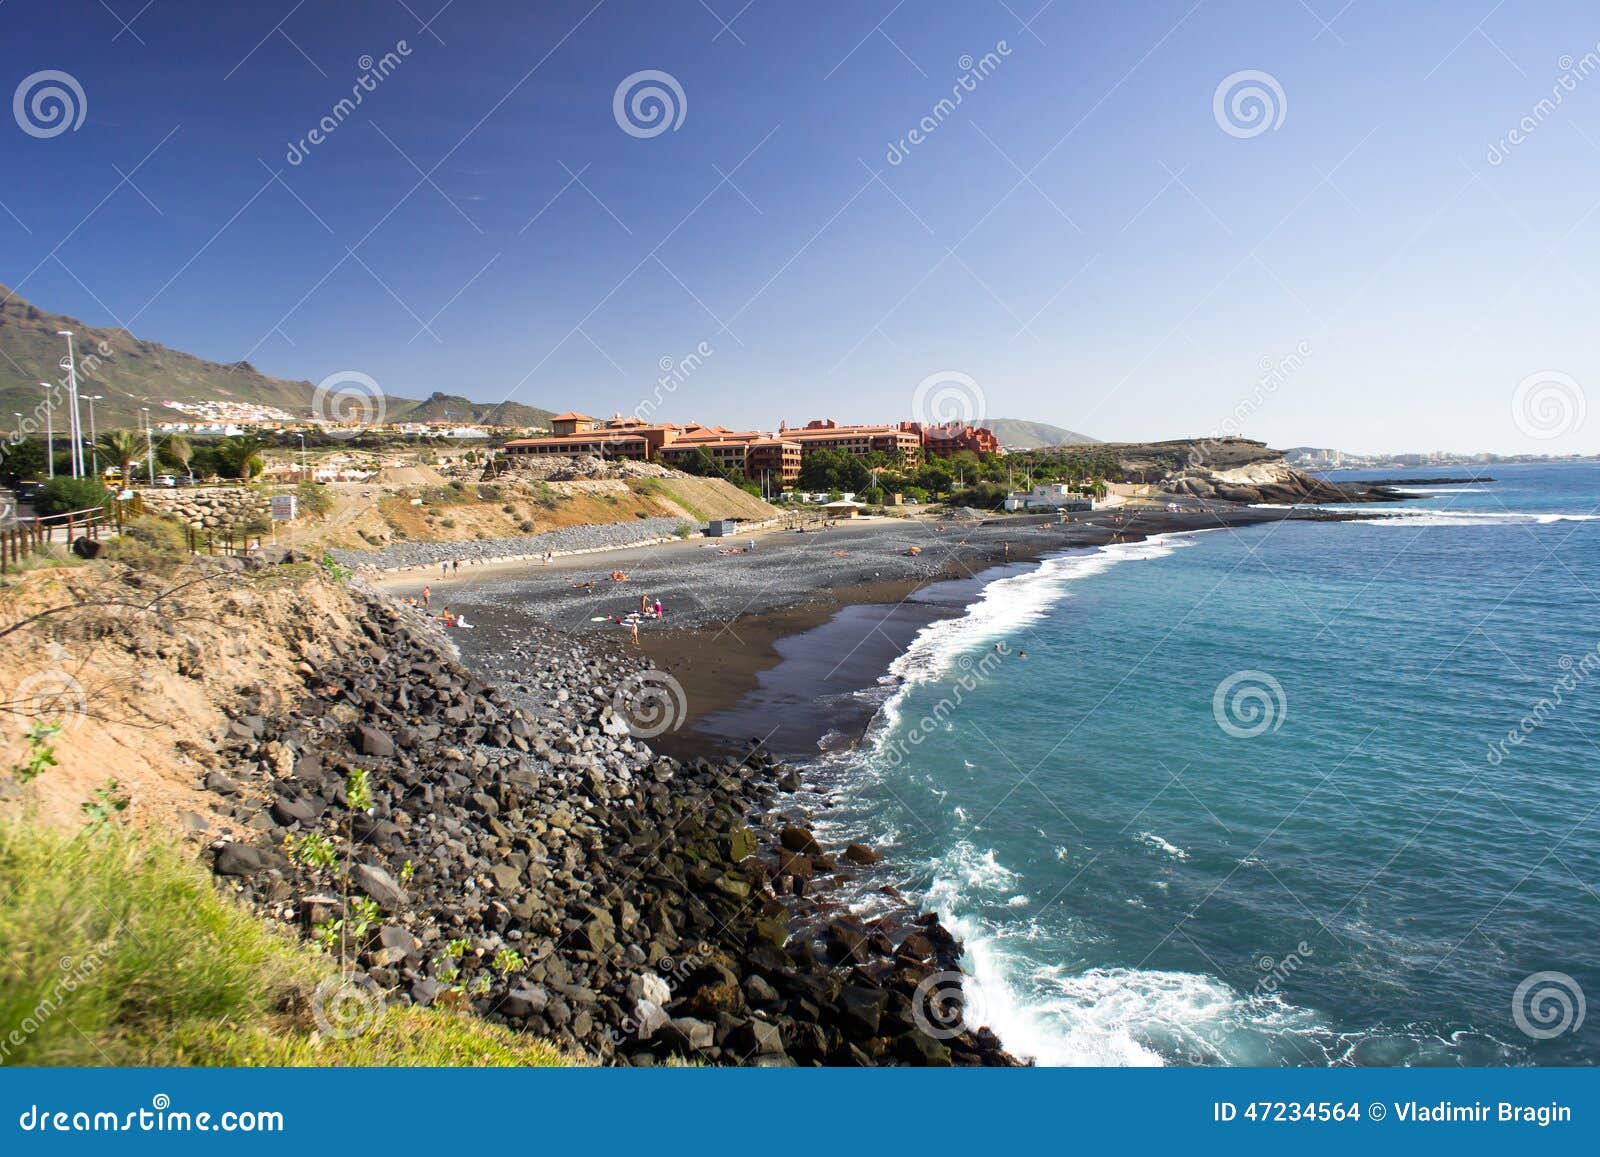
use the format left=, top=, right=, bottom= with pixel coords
left=0, top=505, right=114, bottom=574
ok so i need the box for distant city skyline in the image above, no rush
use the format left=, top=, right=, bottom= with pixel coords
left=2, top=1, right=1597, bottom=455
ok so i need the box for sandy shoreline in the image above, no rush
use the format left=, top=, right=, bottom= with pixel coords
left=384, top=504, right=1365, bottom=760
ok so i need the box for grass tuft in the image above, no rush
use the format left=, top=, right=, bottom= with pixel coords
left=0, top=822, right=579, bottom=1067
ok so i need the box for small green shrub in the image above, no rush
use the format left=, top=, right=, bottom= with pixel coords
left=103, top=515, right=189, bottom=573
left=34, top=475, right=109, bottom=517
left=295, top=483, right=333, bottom=518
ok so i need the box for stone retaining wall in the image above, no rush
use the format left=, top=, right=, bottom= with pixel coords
left=138, top=486, right=271, bottom=530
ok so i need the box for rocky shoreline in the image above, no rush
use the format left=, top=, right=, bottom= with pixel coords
left=204, top=579, right=1020, bottom=1066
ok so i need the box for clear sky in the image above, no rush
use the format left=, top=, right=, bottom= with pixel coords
left=2, top=0, right=1597, bottom=453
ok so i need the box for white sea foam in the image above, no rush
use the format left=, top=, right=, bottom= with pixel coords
left=925, top=861, right=1329, bottom=1065
left=866, top=534, right=1202, bottom=751
left=1366, top=508, right=1599, bottom=527
left=1137, top=831, right=1189, bottom=860
left=847, top=530, right=1338, bottom=1066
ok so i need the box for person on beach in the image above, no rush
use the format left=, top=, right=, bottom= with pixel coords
left=629, top=618, right=640, bottom=646
left=441, top=562, right=448, bottom=578
left=453, top=559, right=460, bottom=574
left=654, top=598, right=663, bottom=620
left=422, top=584, right=431, bottom=609
left=640, top=593, right=651, bottom=616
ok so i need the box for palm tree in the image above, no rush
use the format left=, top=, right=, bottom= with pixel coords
left=160, top=432, right=193, bottom=482
left=96, top=430, right=140, bottom=487
left=218, top=435, right=266, bottom=480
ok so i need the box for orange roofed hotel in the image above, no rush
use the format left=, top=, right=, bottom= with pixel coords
left=503, top=413, right=805, bottom=484
left=501, top=412, right=1002, bottom=485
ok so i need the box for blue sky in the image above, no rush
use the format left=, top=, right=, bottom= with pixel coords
left=2, top=0, right=1598, bottom=453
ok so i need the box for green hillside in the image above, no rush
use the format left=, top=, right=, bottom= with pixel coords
left=0, top=287, right=552, bottom=429
left=987, top=417, right=1099, bottom=449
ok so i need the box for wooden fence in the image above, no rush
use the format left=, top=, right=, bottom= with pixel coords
left=0, top=505, right=115, bottom=574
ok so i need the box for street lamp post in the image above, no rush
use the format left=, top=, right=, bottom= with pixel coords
left=298, top=433, right=307, bottom=481
left=84, top=396, right=103, bottom=474
left=37, top=382, right=54, bottom=479
left=141, top=408, right=155, bottom=486
left=56, top=331, right=82, bottom=478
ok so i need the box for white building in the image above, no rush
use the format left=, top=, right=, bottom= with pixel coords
left=1003, top=483, right=1094, bottom=512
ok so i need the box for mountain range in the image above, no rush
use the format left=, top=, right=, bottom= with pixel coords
left=985, top=418, right=1099, bottom=449
left=1, top=288, right=1095, bottom=447
left=0, top=287, right=555, bottom=431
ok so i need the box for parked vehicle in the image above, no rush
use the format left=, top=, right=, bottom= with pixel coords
left=155, top=474, right=177, bottom=487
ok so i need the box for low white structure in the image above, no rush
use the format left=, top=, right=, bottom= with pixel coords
left=1003, top=483, right=1093, bottom=512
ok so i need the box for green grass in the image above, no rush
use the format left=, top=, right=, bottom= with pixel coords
left=0, top=823, right=580, bottom=1067
left=628, top=478, right=707, bottom=521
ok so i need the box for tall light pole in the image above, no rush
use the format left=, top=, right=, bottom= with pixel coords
left=56, top=331, right=83, bottom=478
left=298, top=433, right=307, bottom=481
left=38, top=382, right=54, bottom=479
left=141, top=407, right=155, bottom=485
left=84, top=395, right=103, bottom=474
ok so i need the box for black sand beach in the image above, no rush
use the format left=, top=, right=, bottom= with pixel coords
left=384, top=504, right=1364, bottom=759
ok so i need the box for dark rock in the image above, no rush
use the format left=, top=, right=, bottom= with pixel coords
left=779, top=825, right=820, bottom=854
left=351, top=862, right=407, bottom=909
left=213, top=843, right=285, bottom=877
left=838, top=985, right=887, bottom=1039
left=500, top=986, right=549, bottom=1019
left=356, top=724, right=395, bottom=758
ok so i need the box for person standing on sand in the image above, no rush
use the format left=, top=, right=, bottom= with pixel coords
left=640, top=593, right=650, bottom=616
left=654, top=598, right=663, bottom=620
left=453, top=559, right=460, bottom=574
left=441, top=561, right=448, bottom=578
left=422, top=584, right=431, bottom=609
left=629, top=618, right=640, bottom=646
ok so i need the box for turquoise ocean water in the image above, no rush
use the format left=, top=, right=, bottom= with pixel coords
left=810, top=463, right=1600, bottom=1065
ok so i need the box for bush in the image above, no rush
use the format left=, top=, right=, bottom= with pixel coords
left=102, top=515, right=190, bottom=573
left=295, top=482, right=333, bottom=518
left=34, top=475, right=109, bottom=517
